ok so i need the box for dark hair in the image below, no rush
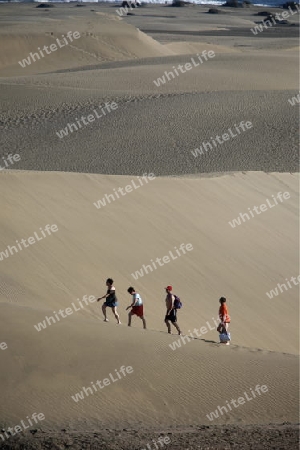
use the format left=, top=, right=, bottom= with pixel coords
left=219, top=297, right=226, bottom=303
left=106, top=278, right=113, bottom=285
left=127, top=287, right=135, bottom=294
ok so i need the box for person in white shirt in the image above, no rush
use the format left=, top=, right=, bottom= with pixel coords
left=126, top=287, right=146, bottom=329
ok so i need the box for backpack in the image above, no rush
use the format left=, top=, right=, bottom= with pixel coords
left=173, top=295, right=182, bottom=309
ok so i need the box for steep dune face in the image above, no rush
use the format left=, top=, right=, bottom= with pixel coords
left=0, top=171, right=298, bottom=352
left=0, top=11, right=173, bottom=77
left=0, top=171, right=298, bottom=429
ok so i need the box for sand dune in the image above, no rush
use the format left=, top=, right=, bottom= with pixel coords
left=0, top=50, right=298, bottom=176
left=0, top=5, right=298, bottom=177
left=0, top=170, right=298, bottom=429
left=0, top=3, right=299, bottom=447
left=0, top=9, right=173, bottom=77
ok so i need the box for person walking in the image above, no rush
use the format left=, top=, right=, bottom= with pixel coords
left=126, top=287, right=146, bottom=329
left=217, top=297, right=230, bottom=344
left=164, top=285, right=181, bottom=335
left=97, top=278, right=121, bottom=324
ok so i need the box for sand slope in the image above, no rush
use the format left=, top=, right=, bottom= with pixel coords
left=0, top=171, right=298, bottom=429
left=0, top=8, right=173, bottom=77
left=1, top=54, right=298, bottom=176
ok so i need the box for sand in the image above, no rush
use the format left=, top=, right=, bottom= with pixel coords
left=0, top=2, right=299, bottom=449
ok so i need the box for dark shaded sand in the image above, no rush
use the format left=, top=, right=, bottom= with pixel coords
left=0, top=4, right=299, bottom=176
left=145, top=27, right=299, bottom=37
left=1, top=424, right=299, bottom=449
left=1, top=90, right=298, bottom=175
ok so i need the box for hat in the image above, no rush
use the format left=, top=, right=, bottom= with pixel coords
left=165, top=285, right=172, bottom=291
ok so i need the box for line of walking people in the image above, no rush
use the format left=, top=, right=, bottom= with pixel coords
left=97, top=278, right=231, bottom=342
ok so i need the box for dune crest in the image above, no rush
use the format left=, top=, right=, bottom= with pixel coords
left=0, top=13, right=173, bottom=77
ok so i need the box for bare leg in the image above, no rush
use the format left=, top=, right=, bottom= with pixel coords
left=224, top=323, right=230, bottom=344
left=112, top=306, right=121, bottom=324
left=165, top=319, right=171, bottom=334
left=128, top=311, right=132, bottom=327
left=172, top=322, right=181, bottom=335
left=102, top=303, right=108, bottom=321
left=141, top=316, right=147, bottom=329
left=219, top=323, right=229, bottom=344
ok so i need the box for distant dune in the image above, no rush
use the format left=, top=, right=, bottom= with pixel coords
left=0, top=9, right=173, bottom=77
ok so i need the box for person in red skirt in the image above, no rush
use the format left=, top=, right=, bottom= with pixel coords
left=126, top=287, right=147, bottom=329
